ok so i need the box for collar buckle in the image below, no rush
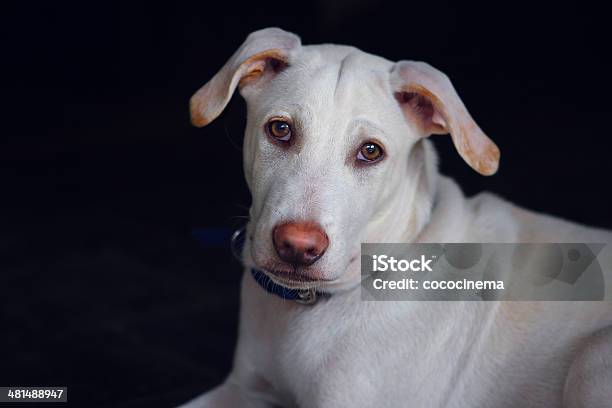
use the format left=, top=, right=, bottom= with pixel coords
left=295, top=288, right=318, bottom=305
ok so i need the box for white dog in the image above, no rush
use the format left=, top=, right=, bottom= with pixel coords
left=183, top=28, right=612, bottom=407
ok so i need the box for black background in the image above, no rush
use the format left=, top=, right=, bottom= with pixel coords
left=2, top=1, right=611, bottom=406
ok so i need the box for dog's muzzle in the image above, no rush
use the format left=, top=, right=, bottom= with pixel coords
left=231, top=228, right=327, bottom=305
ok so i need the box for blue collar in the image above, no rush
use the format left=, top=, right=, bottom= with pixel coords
left=250, top=268, right=326, bottom=305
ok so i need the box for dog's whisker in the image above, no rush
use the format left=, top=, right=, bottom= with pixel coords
left=229, top=215, right=251, bottom=221
left=221, top=122, right=243, bottom=153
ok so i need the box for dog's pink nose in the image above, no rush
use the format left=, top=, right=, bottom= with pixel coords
left=273, top=221, right=329, bottom=267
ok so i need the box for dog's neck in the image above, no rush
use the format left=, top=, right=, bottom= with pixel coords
left=415, top=176, right=471, bottom=243
left=326, top=172, right=468, bottom=294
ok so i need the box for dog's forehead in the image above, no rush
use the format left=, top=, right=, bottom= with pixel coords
left=269, top=44, right=395, bottom=112
left=300, top=44, right=393, bottom=72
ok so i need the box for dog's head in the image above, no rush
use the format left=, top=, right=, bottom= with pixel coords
left=191, top=28, right=499, bottom=291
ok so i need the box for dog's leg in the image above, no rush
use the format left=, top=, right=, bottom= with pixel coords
left=179, top=376, right=279, bottom=408
left=179, top=381, right=243, bottom=408
left=563, top=326, right=612, bottom=408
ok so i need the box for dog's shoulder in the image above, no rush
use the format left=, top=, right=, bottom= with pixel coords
left=510, top=203, right=612, bottom=243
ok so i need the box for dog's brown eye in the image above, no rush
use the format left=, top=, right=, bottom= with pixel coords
left=357, top=142, right=384, bottom=162
left=268, top=120, right=292, bottom=141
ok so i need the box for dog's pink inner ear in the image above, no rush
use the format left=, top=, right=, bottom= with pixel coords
left=394, top=90, right=448, bottom=135
left=238, top=54, right=289, bottom=89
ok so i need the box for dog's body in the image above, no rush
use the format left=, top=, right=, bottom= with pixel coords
left=184, top=29, right=612, bottom=407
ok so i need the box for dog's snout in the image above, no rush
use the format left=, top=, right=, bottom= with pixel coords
left=273, top=222, right=329, bottom=266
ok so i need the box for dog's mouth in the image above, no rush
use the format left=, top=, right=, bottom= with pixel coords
left=250, top=248, right=362, bottom=289
left=255, top=264, right=331, bottom=289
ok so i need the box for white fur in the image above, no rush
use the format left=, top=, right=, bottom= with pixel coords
left=182, top=29, right=612, bottom=407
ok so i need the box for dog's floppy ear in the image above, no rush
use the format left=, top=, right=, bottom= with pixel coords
left=390, top=61, right=500, bottom=176
left=190, top=27, right=301, bottom=127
